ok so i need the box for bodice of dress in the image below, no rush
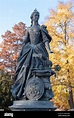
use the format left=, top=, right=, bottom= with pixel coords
left=28, top=25, right=42, bottom=45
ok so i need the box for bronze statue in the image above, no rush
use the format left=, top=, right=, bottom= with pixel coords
left=11, top=9, right=55, bottom=101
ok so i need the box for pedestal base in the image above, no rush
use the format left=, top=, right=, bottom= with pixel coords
left=9, top=100, right=56, bottom=111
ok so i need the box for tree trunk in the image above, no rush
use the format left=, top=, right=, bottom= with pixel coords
left=68, top=81, right=74, bottom=109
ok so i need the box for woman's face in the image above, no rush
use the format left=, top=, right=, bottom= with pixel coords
left=32, top=12, right=39, bottom=22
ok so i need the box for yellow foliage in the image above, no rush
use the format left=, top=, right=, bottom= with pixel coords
left=45, top=2, right=74, bottom=110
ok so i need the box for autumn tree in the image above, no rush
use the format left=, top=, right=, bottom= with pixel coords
left=45, top=2, right=74, bottom=110
left=0, top=69, right=13, bottom=110
left=0, top=22, right=26, bottom=77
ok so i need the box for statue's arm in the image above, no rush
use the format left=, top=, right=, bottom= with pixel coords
left=41, top=27, right=52, bottom=53
left=17, top=29, right=30, bottom=61
left=45, top=41, right=51, bottom=53
left=23, top=28, right=30, bottom=45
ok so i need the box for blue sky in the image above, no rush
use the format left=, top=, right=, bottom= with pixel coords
left=0, top=0, right=72, bottom=43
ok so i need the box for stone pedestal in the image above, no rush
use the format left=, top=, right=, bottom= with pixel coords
left=9, top=100, right=56, bottom=111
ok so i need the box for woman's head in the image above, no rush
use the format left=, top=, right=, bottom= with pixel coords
left=30, top=9, right=40, bottom=25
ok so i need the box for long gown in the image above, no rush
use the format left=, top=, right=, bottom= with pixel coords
left=11, top=25, right=55, bottom=100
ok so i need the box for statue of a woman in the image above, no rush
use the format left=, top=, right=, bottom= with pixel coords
left=11, top=9, right=55, bottom=101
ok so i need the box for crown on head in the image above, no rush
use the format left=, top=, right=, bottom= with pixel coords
left=30, top=9, right=40, bottom=19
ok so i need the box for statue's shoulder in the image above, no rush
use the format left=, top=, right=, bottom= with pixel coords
left=40, top=25, right=52, bottom=41
left=40, top=25, right=48, bottom=33
left=26, top=26, right=30, bottom=30
left=40, top=25, right=47, bottom=29
left=25, top=26, right=31, bottom=33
